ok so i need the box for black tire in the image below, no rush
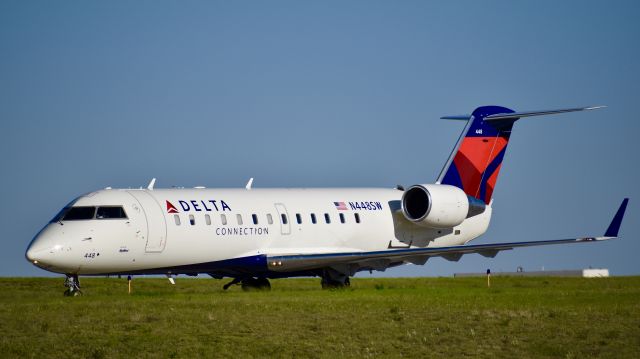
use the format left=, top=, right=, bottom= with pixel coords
left=321, top=278, right=348, bottom=290
left=320, top=278, right=344, bottom=289
left=256, top=278, right=271, bottom=290
left=241, top=278, right=271, bottom=291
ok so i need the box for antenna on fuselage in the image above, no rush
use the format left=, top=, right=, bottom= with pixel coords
left=147, top=178, right=156, bottom=190
left=245, top=177, right=254, bottom=190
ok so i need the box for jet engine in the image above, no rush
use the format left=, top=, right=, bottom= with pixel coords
left=401, top=184, right=485, bottom=228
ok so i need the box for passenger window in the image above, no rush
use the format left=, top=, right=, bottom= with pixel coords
left=267, top=214, right=273, bottom=225
left=252, top=214, right=258, bottom=225
left=189, top=214, right=195, bottom=225
left=281, top=214, right=288, bottom=225
left=237, top=214, right=243, bottom=225
left=221, top=214, right=227, bottom=225
left=311, top=213, right=317, bottom=224
left=339, top=213, right=345, bottom=224
left=174, top=215, right=181, bottom=226
left=324, top=213, right=331, bottom=224
left=354, top=213, right=361, bottom=223
left=96, top=206, right=127, bottom=219
left=296, top=213, right=302, bottom=224
left=205, top=214, right=211, bottom=225
left=62, top=207, right=96, bottom=220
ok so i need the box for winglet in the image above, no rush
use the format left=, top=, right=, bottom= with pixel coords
left=604, top=198, right=629, bottom=237
left=147, top=178, right=156, bottom=190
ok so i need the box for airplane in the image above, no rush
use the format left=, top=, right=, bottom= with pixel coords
left=25, top=105, right=629, bottom=294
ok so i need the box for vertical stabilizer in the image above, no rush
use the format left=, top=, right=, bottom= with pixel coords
left=438, top=106, right=516, bottom=204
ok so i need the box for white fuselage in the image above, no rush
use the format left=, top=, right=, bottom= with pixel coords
left=26, top=187, right=491, bottom=276
left=25, top=105, right=616, bottom=281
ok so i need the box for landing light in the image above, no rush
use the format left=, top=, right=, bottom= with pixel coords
left=33, top=260, right=38, bottom=264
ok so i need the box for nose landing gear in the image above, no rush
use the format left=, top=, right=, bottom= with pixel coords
left=63, top=274, right=82, bottom=296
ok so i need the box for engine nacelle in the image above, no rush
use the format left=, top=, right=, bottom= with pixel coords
left=401, top=184, right=481, bottom=228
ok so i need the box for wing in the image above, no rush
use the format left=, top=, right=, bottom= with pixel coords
left=266, top=199, right=628, bottom=274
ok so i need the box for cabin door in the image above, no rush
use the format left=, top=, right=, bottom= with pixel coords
left=274, top=203, right=291, bottom=235
left=127, top=190, right=168, bottom=253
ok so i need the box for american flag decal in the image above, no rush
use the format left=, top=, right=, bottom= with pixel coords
left=334, top=202, right=348, bottom=210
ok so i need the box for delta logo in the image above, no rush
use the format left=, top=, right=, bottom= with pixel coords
left=166, top=201, right=179, bottom=213
left=165, top=199, right=232, bottom=213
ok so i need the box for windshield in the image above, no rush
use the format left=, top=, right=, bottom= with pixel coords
left=96, top=206, right=127, bottom=219
left=50, top=205, right=128, bottom=222
left=50, top=207, right=70, bottom=223
left=49, top=198, right=80, bottom=223
left=62, top=207, right=96, bottom=220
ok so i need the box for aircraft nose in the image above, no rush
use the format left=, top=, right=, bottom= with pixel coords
left=25, top=246, right=39, bottom=264
left=26, top=244, right=34, bottom=261
left=25, top=225, right=59, bottom=266
left=26, top=235, right=48, bottom=265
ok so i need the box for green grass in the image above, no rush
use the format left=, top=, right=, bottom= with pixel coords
left=1, top=276, right=639, bottom=358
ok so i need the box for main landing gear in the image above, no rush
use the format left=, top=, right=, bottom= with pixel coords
left=223, top=277, right=271, bottom=291
left=63, top=274, right=82, bottom=296
left=320, top=268, right=351, bottom=289
left=320, top=276, right=350, bottom=289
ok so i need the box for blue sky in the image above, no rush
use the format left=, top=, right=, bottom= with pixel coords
left=1, top=1, right=638, bottom=277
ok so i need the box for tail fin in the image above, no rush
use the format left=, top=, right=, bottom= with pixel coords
left=438, top=106, right=515, bottom=204
left=437, top=105, right=604, bottom=204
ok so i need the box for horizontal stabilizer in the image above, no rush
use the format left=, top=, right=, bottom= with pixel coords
left=485, top=106, right=605, bottom=121
left=440, top=106, right=605, bottom=121
left=440, top=115, right=472, bottom=120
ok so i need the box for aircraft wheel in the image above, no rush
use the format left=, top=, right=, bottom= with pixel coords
left=241, top=277, right=271, bottom=291
left=256, top=277, right=271, bottom=290
left=321, top=278, right=348, bottom=290
left=63, top=289, right=82, bottom=297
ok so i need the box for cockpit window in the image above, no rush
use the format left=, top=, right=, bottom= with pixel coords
left=49, top=198, right=81, bottom=223
left=62, top=206, right=96, bottom=220
left=50, top=207, right=70, bottom=223
left=96, top=206, right=127, bottom=219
